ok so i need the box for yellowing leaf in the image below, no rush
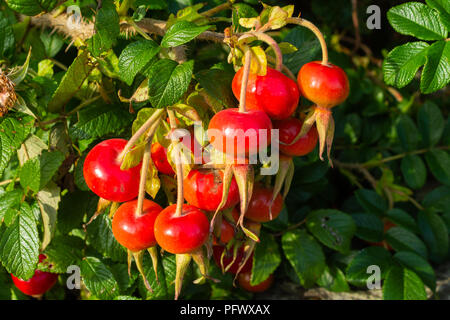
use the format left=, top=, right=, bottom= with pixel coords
left=268, top=6, right=288, bottom=30
left=239, top=17, right=259, bottom=29
left=266, top=42, right=298, bottom=56
left=245, top=46, right=267, bottom=76
left=145, top=160, right=160, bottom=199
left=282, top=5, right=294, bottom=18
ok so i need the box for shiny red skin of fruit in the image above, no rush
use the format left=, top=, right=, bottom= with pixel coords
left=154, top=204, right=209, bottom=254
left=232, top=67, right=300, bottom=120
left=212, top=245, right=253, bottom=274
left=183, top=169, right=240, bottom=212
left=297, top=61, right=349, bottom=108
left=246, top=186, right=284, bottom=223
left=208, top=108, right=272, bottom=156
left=238, top=271, right=274, bottom=293
left=11, top=254, right=58, bottom=296
left=273, top=117, right=319, bottom=157
left=151, top=142, right=175, bottom=176
left=213, top=211, right=238, bottom=245
left=83, top=139, right=141, bottom=202
left=112, top=199, right=163, bottom=252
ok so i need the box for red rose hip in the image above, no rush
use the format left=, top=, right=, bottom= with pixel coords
left=183, top=169, right=239, bottom=212
left=274, top=117, right=318, bottom=157
left=245, top=185, right=284, bottom=223
left=83, top=139, right=141, bottom=202
left=208, top=108, right=272, bottom=157
left=151, top=142, right=175, bottom=176
left=238, top=271, right=274, bottom=293
left=232, top=67, right=300, bottom=120
left=297, top=61, right=349, bottom=108
left=154, top=204, right=209, bottom=254
left=11, top=254, right=58, bottom=296
left=112, top=199, right=163, bottom=252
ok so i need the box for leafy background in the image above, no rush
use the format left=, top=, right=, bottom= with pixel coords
left=0, top=0, right=449, bottom=300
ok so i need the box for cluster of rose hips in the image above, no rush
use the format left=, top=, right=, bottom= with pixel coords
left=10, top=8, right=350, bottom=299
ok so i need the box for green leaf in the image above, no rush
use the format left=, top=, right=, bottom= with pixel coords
left=394, top=251, right=436, bottom=291
left=138, top=253, right=176, bottom=299
left=354, top=189, right=387, bottom=216
left=387, top=2, right=447, bottom=41
left=147, top=59, right=194, bottom=108
left=346, top=247, right=393, bottom=286
left=6, top=0, right=58, bottom=16
left=317, top=265, right=350, bottom=292
left=93, top=0, right=119, bottom=54
left=420, top=40, right=450, bottom=94
left=36, top=183, right=60, bottom=250
left=20, top=150, right=65, bottom=193
left=396, top=114, right=421, bottom=151
left=118, top=39, right=160, bottom=85
left=0, top=202, right=39, bottom=280
left=194, top=68, right=236, bottom=109
left=69, top=104, right=133, bottom=140
left=417, top=210, right=449, bottom=262
left=418, top=101, right=445, bottom=146
left=383, top=266, right=427, bottom=300
left=425, top=149, right=450, bottom=186
left=383, top=42, right=429, bottom=88
left=0, top=12, right=14, bottom=58
left=19, top=157, right=40, bottom=192
left=0, top=190, right=22, bottom=224
left=0, top=117, right=31, bottom=176
left=385, top=227, right=428, bottom=258
left=401, top=155, right=427, bottom=189
left=282, top=229, right=325, bottom=288
left=17, top=134, right=47, bottom=165
left=352, top=213, right=384, bottom=242
left=283, top=26, right=321, bottom=74
left=251, top=231, right=281, bottom=285
left=161, top=21, right=210, bottom=48
left=80, top=256, right=120, bottom=299
left=40, top=235, right=84, bottom=273
left=306, top=209, right=356, bottom=253
left=232, top=3, right=258, bottom=33
left=57, top=191, right=97, bottom=234
left=386, top=208, right=419, bottom=233
left=48, top=51, right=95, bottom=112
left=427, top=0, right=450, bottom=29
left=74, top=152, right=89, bottom=191
left=86, top=212, right=127, bottom=262
left=422, top=186, right=450, bottom=212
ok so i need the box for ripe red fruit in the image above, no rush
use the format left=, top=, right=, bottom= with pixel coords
left=274, top=117, right=318, bottom=157
left=238, top=271, right=274, bottom=293
left=212, top=245, right=253, bottom=274
left=297, top=61, right=349, bottom=108
left=232, top=67, right=300, bottom=120
left=154, top=204, right=209, bottom=254
left=245, top=185, right=283, bottom=223
left=151, top=142, right=175, bottom=176
left=208, top=108, right=272, bottom=156
left=213, top=218, right=235, bottom=245
left=112, top=199, right=163, bottom=252
left=11, top=254, right=58, bottom=296
left=83, top=139, right=141, bottom=202
left=183, top=169, right=239, bottom=212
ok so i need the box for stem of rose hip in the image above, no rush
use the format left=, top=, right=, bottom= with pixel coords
left=238, top=48, right=252, bottom=113
left=118, top=108, right=165, bottom=163
left=167, top=109, right=184, bottom=217
left=135, top=117, right=162, bottom=216
left=286, top=17, right=328, bottom=65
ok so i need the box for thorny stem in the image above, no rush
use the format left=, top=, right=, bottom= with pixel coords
left=167, top=109, right=184, bottom=217
left=118, top=108, right=165, bottom=163
left=238, top=48, right=252, bottom=113
left=287, top=17, right=328, bottom=65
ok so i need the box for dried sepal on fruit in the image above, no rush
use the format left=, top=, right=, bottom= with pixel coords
left=0, top=71, right=17, bottom=117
